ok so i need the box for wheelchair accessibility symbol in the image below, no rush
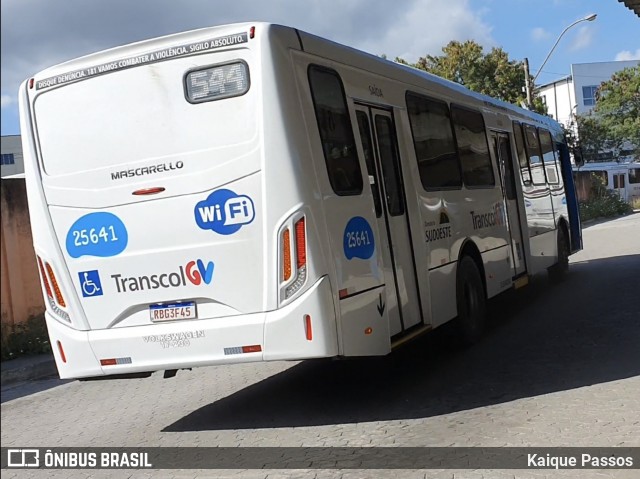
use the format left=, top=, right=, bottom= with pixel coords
left=78, top=270, right=103, bottom=297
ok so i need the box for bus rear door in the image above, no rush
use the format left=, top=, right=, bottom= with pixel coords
left=491, top=131, right=527, bottom=277
left=354, top=104, right=423, bottom=337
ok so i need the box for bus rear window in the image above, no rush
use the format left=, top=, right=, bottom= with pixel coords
left=308, top=65, right=363, bottom=196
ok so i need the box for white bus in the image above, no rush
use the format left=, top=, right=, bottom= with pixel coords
left=19, top=22, right=582, bottom=379
left=574, top=161, right=640, bottom=206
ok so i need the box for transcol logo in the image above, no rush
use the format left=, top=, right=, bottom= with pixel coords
left=195, top=189, right=255, bottom=235
left=111, top=259, right=214, bottom=293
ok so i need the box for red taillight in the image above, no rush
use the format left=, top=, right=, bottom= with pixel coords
left=45, top=262, right=66, bottom=307
left=37, top=256, right=53, bottom=299
left=295, top=217, right=306, bottom=268
left=100, top=359, right=117, bottom=366
left=280, top=215, right=308, bottom=301
left=250, top=26, right=256, bottom=39
left=29, top=78, right=34, bottom=89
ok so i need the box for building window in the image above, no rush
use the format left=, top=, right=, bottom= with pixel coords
left=582, top=85, right=598, bottom=106
left=1, top=153, right=15, bottom=165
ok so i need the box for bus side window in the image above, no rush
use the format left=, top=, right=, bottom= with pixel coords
left=539, top=129, right=560, bottom=184
left=451, top=105, right=494, bottom=188
left=405, top=92, right=462, bottom=190
left=356, top=111, right=383, bottom=217
left=524, top=124, right=547, bottom=185
left=308, top=65, right=363, bottom=196
left=512, top=121, right=532, bottom=185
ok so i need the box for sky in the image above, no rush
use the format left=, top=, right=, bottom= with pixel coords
left=1, top=0, right=638, bottom=136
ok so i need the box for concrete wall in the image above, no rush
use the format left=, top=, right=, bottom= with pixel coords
left=1, top=178, right=45, bottom=326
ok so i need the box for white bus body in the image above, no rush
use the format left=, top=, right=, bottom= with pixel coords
left=19, top=23, right=582, bottom=379
left=574, top=161, right=640, bottom=206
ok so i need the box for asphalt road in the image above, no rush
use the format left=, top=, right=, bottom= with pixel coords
left=2, top=213, right=639, bottom=479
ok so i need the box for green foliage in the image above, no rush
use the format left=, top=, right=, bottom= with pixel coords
left=578, top=173, right=633, bottom=222
left=575, top=66, right=640, bottom=160
left=396, top=40, right=547, bottom=114
left=1, top=315, right=51, bottom=361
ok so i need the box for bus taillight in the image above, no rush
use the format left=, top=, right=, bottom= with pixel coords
left=45, top=262, right=67, bottom=308
left=280, top=215, right=308, bottom=301
left=295, top=217, right=306, bottom=268
left=37, top=256, right=53, bottom=299
left=282, top=228, right=292, bottom=281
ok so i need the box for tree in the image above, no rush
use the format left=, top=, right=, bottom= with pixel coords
left=587, top=66, right=640, bottom=158
left=397, top=40, right=547, bottom=113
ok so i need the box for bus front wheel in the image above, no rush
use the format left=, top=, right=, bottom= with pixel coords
left=455, top=256, right=487, bottom=345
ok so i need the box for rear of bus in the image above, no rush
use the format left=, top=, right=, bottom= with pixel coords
left=19, top=23, right=338, bottom=379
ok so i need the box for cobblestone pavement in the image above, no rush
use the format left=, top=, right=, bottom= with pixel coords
left=2, top=214, right=639, bottom=479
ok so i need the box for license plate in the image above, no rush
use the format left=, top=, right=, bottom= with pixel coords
left=149, top=302, right=197, bottom=322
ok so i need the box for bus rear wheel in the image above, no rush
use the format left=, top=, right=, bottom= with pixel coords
left=548, top=228, right=569, bottom=283
left=455, top=256, right=486, bottom=345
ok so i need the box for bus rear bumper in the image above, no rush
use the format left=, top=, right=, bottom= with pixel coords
left=45, top=276, right=338, bottom=379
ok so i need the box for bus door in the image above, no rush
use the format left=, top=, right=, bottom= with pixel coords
left=613, top=172, right=627, bottom=202
left=354, top=104, right=422, bottom=336
left=491, top=131, right=527, bottom=277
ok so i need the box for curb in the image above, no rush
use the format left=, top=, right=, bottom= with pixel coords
left=0, top=354, right=58, bottom=387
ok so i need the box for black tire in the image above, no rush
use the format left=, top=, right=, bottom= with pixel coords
left=455, top=256, right=486, bottom=345
left=548, top=228, right=569, bottom=283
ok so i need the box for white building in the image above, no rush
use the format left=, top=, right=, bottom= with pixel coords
left=537, top=60, right=639, bottom=129
left=1, top=135, right=24, bottom=178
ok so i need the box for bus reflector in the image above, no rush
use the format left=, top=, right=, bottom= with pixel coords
left=37, top=256, right=53, bottom=299
left=295, top=217, right=306, bottom=268
left=242, top=345, right=262, bottom=353
left=57, top=340, right=67, bottom=363
left=45, top=262, right=66, bottom=307
left=100, top=357, right=132, bottom=366
left=304, top=314, right=312, bottom=341
left=364, top=327, right=373, bottom=335
left=283, top=228, right=292, bottom=281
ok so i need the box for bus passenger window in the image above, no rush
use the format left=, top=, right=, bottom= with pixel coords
left=524, top=124, right=546, bottom=185
left=406, top=92, right=461, bottom=190
left=308, top=65, right=363, bottom=196
left=451, top=105, right=495, bottom=187
left=539, top=129, right=560, bottom=184
left=513, top=122, right=532, bottom=184
left=356, top=111, right=383, bottom=217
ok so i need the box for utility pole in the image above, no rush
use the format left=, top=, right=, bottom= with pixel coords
left=524, top=57, right=532, bottom=110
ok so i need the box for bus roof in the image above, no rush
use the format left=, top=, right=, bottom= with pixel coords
left=28, top=21, right=560, bottom=133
